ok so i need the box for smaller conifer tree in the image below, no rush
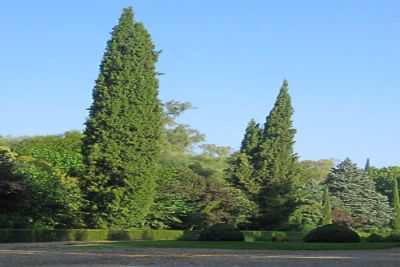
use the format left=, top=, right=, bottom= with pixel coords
left=322, top=186, right=332, bottom=225
left=392, top=176, right=400, bottom=231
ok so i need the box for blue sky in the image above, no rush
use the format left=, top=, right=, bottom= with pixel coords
left=1, top=0, right=399, bottom=167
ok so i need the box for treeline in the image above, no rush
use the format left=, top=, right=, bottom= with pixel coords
left=1, top=7, right=400, bottom=232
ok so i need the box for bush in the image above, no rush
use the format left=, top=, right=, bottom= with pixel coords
left=199, top=224, right=244, bottom=241
left=385, top=232, right=400, bottom=242
left=366, top=233, right=386, bottom=243
left=304, top=224, right=360, bottom=243
left=271, top=231, right=288, bottom=242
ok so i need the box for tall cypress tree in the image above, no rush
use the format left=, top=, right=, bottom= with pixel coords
left=82, top=7, right=162, bottom=229
left=322, top=186, right=332, bottom=225
left=392, top=176, right=400, bottom=231
left=256, top=80, right=298, bottom=229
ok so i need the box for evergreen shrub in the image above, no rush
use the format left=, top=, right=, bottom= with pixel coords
left=199, top=224, right=244, bottom=241
left=366, top=233, right=386, bottom=243
left=385, top=232, right=400, bottom=242
left=304, top=224, right=360, bottom=243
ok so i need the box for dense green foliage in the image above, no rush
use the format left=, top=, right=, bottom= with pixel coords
left=240, top=119, right=261, bottom=163
left=0, top=229, right=199, bottom=243
left=199, top=224, right=244, bottom=241
left=322, top=187, right=332, bottom=225
left=304, top=224, right=360, bottom=243
left=0, top=138, right=84, bottom=229
left=81, top=8, right=162, bottom=229
left=271, top=231, right=288, bottom=242
left=371, top=166, right=400, bottom=202
left=392, top=176, right=400, bottom=230
left=326, top=159, right=392, bottom=230
left=255, top=80, right=298, bottom=229
left=366, top=233, right=387, bottom=242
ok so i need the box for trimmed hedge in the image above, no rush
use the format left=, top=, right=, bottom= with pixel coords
left=0, top=229, right=307, bottom=243
left=366, top=232, right=400, bottom=243
left=242, top=231, right=305, bottom=242
left=0, top=229, right=199, bottom=243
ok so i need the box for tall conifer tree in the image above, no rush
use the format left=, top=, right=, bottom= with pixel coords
left=392, top=176, right=400, bottom=231
left=256, top=80, right=298, bottom=229
left=322, top=186, right=332, bottom=225
left=82, top=7, right=162, bottom=229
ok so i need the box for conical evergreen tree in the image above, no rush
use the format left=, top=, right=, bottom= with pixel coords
left=365, top=158, right=373, bottom=180
left=82, top=7, right=162, bottom=229
left=326, top=158, right=391, bottom=230
left=322, top=186, right=332, bottom=225
left=256, top=80, right=298, bottom=229
left=392, top=176, right=400, bottom=231
left=240, top=119, right=261, bottom=162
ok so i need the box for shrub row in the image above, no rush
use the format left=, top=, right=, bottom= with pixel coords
left=243, top=230, right=305, bottom=242
left=366, top=232, right=400, bottom=243
left=0, top=228, right=306, bottom=243
left=0, top=229, right=199, bottom=243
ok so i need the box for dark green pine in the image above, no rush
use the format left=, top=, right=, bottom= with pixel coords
left=82, top=7, right=162, bottom=229
left=322, top=186, right=332, bottom=225
left=392, top=176, right=400, bottom=231
left=256, top=80, right=298, bottom=229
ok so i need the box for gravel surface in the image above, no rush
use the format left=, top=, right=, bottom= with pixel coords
left=0, top=242, right=400, bottom=267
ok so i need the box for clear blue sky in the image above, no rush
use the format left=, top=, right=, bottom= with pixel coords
left=1, top=0, right=399, bottom=167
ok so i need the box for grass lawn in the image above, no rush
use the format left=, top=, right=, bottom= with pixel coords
left=76, top=241, right=400, bottom=250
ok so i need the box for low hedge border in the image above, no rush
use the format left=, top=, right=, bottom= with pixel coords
left=0, top=229, right=200, bottom=243
left=0, top=229, right=307, bottom=243
left=242, top=231, right=305, bottom=242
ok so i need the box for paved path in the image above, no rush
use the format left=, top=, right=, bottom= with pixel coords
left=0, top=242, right=400, bottom=267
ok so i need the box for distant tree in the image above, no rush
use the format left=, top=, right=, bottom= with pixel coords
left=372, top=166, right=400, bottom=203
left=82, top=7, right=162, bottom=228
left=298, top=159, right=335, bottom=184
left=326, top=158, right=392, bottom=230
left=255, top=80, right=298, bottom=229
left=392, top=176, right=400, bottom=231
left=322, top=187, right=332, bottom=225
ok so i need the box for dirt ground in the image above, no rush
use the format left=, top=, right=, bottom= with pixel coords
left=0, top=242, right=399, bottom=267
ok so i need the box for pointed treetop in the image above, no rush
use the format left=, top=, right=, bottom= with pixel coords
left=120, top=7, right=134, bottom=23
left=365, top=158, right=371, bottom=171
left=261, top=79, right=295, bottom=141
left=282, top=79, right=289, bottom=87
left=240, top=119, right=261, bottom=158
